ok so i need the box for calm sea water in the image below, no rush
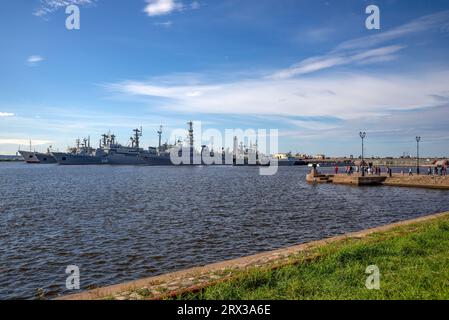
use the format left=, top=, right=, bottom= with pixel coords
left=1, top=162, right=448, bottom=299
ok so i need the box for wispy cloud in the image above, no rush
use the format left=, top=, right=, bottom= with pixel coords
left=271, top=10, right=449, bottom=79
left=144, top=0, right=200, bottom=17
left=33, top=0, right=97, bottom=17
left=335, top=10, right=449, bottom=51
left=27, top=55, right=44, bottom=66
left=154, top=21, right=173, bottom=28
left=299, top=27, right=336, bottom=43
left=106, top=70, right=449, bottom=120
left=0, top=112, right=15, bottom=117
left=0, top=139, right=51, bottom=145
left=105, top=10, right=449, bottom=124
left=271, top=45, right=404, bottom=79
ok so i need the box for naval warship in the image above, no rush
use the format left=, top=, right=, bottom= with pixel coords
left=52, top=137, right=106, bottom=165
left=102, top=128, right=150, bottom=165
left=34, top=147, right=58, bottom=164
left=19, top=145, right=57, bottom=164
left=18, top=150, right=40, bottom=164
left=51, top=127, right=177, bottom=165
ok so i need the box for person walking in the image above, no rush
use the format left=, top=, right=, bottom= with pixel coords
left=409, top=168, right=413, bottom=176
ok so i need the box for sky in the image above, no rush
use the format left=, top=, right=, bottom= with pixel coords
left=1, top=0, right=449, bottom=157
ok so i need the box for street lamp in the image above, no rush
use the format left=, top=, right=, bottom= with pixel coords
left=359, top=131, right=366, bottom=177
left=416, top=136, right=421, bottom=175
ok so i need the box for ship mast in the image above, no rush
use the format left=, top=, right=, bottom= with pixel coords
left=157, top=125, right=163, bottom=149
left=101, top=134, right=108, bottom=147
left=132, top=128, right=142, bottom=148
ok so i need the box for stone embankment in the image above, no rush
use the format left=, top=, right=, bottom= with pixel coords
left=384, top=174, right=449, bottom=190
left=306, top=173, right=449, bottom=189
left=58, top=211, right=449, bottom=300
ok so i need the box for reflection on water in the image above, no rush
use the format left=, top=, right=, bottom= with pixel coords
left=0, top=162, right=448, bottom=299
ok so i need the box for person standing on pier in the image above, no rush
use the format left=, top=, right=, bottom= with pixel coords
left=335, top=165, right=339, bottom=174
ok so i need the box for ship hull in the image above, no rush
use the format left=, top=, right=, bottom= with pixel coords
left=52, top=152, right=105, bottom=165
left=105, top=153, right=148, bottom=165
left=18, top=151, right=40, bottom=164
left=141, top=154, right=174, bottom=166
left=34, top=152, right=57, bottom=164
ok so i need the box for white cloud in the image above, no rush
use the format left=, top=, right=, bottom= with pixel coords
left=34, top=0, right=97, bottom=17
left=0, top=112, right=15, bottom=117
left=0, top=139, right=51, bottom=145
left=271, top=45, right=405, bottom=79
left=107, top=70, right=449, bottom=120
left=103, top=9, right=449, bottom=145
left=288, top=119, right=339, bottom=131
left=335, top=10, right=449, bottom=52
left=270, top=10, right=449, bottom=79
left=27, top=55, right=44, bottom=65
left=144, top=0, right=183, bottom=16
left=143, top=0, right=200, bottom=17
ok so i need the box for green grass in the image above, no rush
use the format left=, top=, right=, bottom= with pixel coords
left=179, top=215, right=449, bottom=300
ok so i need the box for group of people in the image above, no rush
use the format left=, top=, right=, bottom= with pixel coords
left=334, top=165, right=355, bottom=175
left=427, top=166, right=447, bottom=176
left=335, top=165, right=386, bottom=176
left=330, top=164, right=447, bottom=177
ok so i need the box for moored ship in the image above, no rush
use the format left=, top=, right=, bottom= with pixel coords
left=52, top=137, right=106, bottom=165
left=19, top=141, right=57, bottom=164
left=34, top=147, right=57, bottom=164
left=18, top=150, right=40, bottom=164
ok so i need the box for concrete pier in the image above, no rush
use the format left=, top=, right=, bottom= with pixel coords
left=306, top=172, right=449, bottom=189
left=306, top=173, right=386, bottom=185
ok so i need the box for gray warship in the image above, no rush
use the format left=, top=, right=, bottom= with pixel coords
left=34, top=147, right=58, bottom=164
left=100, top=129, right=147, bottom=165
left=18, top=150, right=39, bottom=164
left=19, top=144, right=57, bottom=164
left=52, top=137, right=106, bottom=165
left=52, top=127, right=177, bottom=165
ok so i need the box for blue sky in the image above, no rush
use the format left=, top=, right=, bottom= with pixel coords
left=1, top=0, right=449, bottom=156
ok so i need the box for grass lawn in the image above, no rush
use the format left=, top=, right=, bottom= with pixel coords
left=179, top=214, right=449, bottom=300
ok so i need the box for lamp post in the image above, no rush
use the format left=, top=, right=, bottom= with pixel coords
left=359, top=131, right=366, bottom=177
left=416, top=136, right=421, bottom=175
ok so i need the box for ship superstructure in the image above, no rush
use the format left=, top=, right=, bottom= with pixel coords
left=52, top=137, right=105, bottom=165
